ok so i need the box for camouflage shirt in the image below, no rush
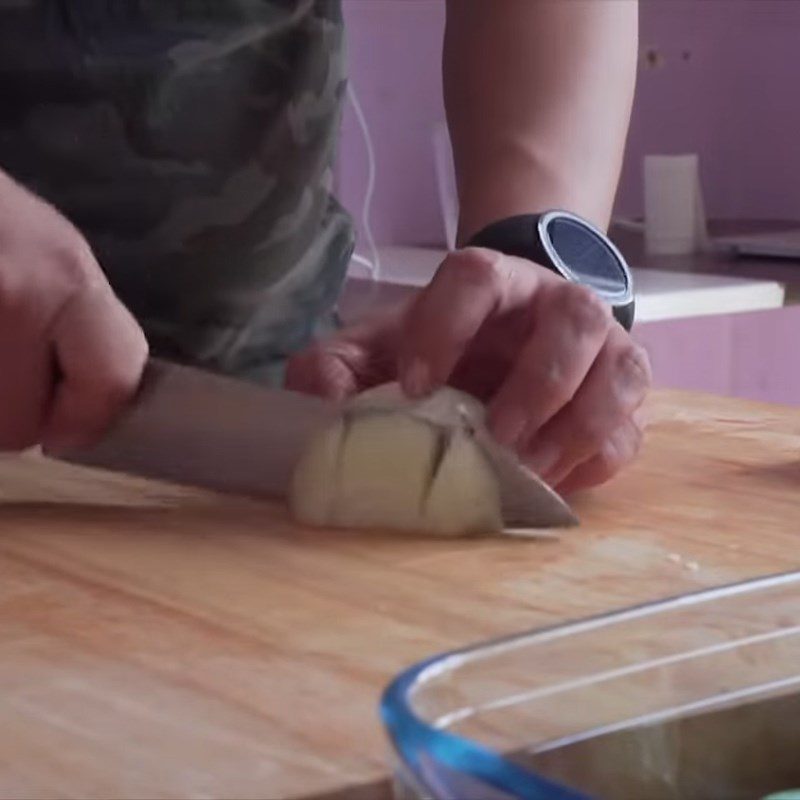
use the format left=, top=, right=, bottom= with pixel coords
left=0, top=0, right=354, bottom=383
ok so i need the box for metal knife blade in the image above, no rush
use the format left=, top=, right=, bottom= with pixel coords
left=56, top=358, right=341, bottom=499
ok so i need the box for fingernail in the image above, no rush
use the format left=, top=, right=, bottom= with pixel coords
left=403, top=358, right=431, bottom=398
left=526, top=440, right=563, bottom=479
left=490, top=406, right=529, bottom=448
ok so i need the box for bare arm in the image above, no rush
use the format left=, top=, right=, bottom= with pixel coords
left=444, top=0, right=638, bottom=241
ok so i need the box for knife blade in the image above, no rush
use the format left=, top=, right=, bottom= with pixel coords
left=57, top=358, right=341, bottom=499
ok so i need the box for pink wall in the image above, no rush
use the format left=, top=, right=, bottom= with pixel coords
left=620, top=0, right=800, bottom=222
left=338, top=0, right=445, bottom=247
left=339, top=0, right=800, bottom=248
left=635, top=305, right=800, bottom=405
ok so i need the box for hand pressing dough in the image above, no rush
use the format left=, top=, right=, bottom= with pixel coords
left=290, top=383, right=577, bottom=536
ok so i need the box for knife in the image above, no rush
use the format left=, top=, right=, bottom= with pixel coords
left=57, top=358, right=575, bottom=528
left=57, top=358, right=341, bottom=499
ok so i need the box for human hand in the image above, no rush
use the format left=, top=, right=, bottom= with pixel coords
left=287, top=247, right=650, bottom=494
left=0, top=171, right=147, bottom=452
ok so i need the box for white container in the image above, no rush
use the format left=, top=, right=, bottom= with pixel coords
left=644, top=154, right=707, bottom=256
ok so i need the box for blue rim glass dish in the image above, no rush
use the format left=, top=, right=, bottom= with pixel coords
left=381, top=571, right=800, bottom=800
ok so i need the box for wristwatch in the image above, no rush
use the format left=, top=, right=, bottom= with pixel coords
left=466, top=210, right=635, bottom=331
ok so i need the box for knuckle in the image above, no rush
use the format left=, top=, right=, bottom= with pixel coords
left=537, top=360, right=572, bottom=407
left=0, top=233, right=99, bottom=318
left=442, top=247, right=505, bottom=292
left=591, top=443, right=626, bottom=480
left=604, top=418, right=645, bottom=467
left=565, top=414, right=645, bottom=492
left=555, top=283, right=612, bottom=335
left=616, top=342, right=653, bottom=391
left=52, top=234, right=102, bottom=292
left=572, top=414, right=608, bottom=452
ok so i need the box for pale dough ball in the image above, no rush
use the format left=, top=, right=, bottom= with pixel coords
left=290, top=382, right=577, bottom=535
left=290, top=402, right=502, bottom=536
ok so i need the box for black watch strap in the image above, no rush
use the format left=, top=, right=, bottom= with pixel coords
left=466, top=213, right=635, bottom=331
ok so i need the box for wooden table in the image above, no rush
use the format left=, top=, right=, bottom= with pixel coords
left=1, top=391, right=799, bottom=799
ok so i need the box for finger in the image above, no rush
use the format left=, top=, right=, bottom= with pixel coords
left=285, top=344, right=360, bottom=401
left=555, top=414, right=646, bottom=496
left=42, top=284, right=148, bottom=453
left=398, top=248, right=542, bottom=397
left=0, top=334, right=51, bottom=450
left=286, top=312, right=402, bottom=401
left=525, top=330, right=651, bottom=485
left=486, top=281, right=612, bottom=448
left=0, top=272, right=54, bottom=449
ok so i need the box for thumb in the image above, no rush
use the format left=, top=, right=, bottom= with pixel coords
left=285, top=339, right=364, bottom=401
left=285, top=313, right=403, bottom=400
left=42, top=284, right=148, bottom=453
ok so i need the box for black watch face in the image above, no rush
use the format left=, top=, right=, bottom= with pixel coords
left=545, top=216, right=631, bottom=303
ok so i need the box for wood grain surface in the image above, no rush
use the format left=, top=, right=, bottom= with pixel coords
left=1, top=391, right=799, bottom=800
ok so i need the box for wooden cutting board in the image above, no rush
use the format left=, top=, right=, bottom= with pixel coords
left=1, top=391, right=799, bottom=800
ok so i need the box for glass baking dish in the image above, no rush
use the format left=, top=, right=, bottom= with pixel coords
left=381, top=571, right=800, bottom=800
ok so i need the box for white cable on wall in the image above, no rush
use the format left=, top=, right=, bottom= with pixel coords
left=346, top=81, right=381, bottom=281
left=350, top=252, right=377, bottom=271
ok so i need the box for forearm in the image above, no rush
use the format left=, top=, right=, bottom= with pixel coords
left=444, top=0, right=637, bottom=242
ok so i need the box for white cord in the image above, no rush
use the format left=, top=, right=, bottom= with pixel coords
left=346, top=81, right=381, bottom=281
left=350, top=252, right=376, bottom=271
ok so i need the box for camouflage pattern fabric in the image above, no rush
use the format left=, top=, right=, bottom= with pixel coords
left=0, top=0, right=354, bottom=384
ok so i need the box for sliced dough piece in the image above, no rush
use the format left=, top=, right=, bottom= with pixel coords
left=331, top=412, right=440, bottom=532
left=290, top=382, right=578, bottom=535
left=423, top=428, right=503, bottom=536
left=289, top=418, right=346, bottom=526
